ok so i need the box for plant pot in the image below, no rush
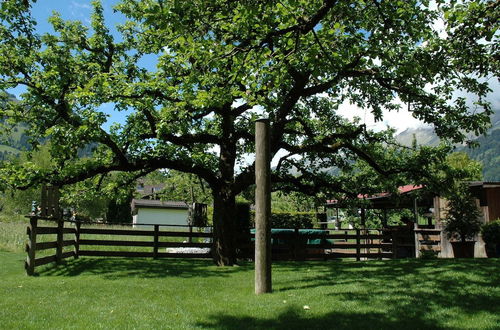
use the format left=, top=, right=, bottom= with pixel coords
left=451, top=241, right=475, bottom=258
left=485, top=243, right=500, bottom=258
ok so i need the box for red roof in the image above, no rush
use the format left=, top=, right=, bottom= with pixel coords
left=326, top=184, right=423, bottom=205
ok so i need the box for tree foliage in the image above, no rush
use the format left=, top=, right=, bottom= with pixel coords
left=0, top=0, right=497, bottom=264
left=443, top=182, right=482, bottom=242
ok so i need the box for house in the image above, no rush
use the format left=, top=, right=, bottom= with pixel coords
left=326, top=182, right=500, bottom=258
left=131, top=199, right=189, bottom=228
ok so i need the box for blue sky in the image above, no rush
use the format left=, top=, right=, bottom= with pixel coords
left=9, top=0, right=139, bottom=132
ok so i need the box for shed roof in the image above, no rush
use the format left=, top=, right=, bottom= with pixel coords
left=131, top=199, right=189, bottom=211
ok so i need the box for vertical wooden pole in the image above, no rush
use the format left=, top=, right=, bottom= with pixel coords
left=294, top=227, right=300, bottom=261
left=360, top=208, right=367, bottom=258
left=392, top=229, right=398, bottom=259
left=153, top=225, right=159, bottom=259
left=413, top=198, right=419, bottom=258
left=26, top=217, right=38, bottom=276
left=336, top=207, right=340, bottom=230
left=74, top=220, right=81, bottom=259
left=40, top=186, right=48, bottom=217
left=56, top=218, right=64, bottom=264
left=255, top=119, right=272, bottom=295
left=356, top=228, right=361, bottom=261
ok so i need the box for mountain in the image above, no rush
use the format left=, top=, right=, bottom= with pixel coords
left=0, top=93, right=30, bottom=161
left=395, top=110, right=500, bottom=181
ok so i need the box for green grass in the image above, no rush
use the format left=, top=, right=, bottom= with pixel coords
left=0, top=251, right=499, bottom=329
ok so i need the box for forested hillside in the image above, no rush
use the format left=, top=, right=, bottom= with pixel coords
left=0, top=93, right=30, bottom=160
left=396, top=109, right=500, bottom=181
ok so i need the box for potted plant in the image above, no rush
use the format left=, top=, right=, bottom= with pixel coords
left=443, top=184, right=482, bottom=258
left=481, top=220, right=500, bottom=258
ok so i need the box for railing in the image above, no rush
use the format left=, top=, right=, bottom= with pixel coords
left=25, top=216, right=213, bottom=275
left=241, top=228, right=396, bottom=261
left=26, top=217, right=422, bottom=275
left=415, top=228, right=442, bottom=256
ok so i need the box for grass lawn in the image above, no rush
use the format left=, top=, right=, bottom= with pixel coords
left=0, top=252, right=499, bottom=329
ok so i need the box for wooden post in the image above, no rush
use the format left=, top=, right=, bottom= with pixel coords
left=356, top=228, right=361, bottom=261
left=294, top=227, right=300, bottom=261
left=56, top=218, right=64, bottom=264
left=255, top=119, right=272, bottom=295
left=360, top=208, right=367, bottom=258
left=392, top=229, right=398, bottom=259
left=25, top=217, right=38, bottom=276
left=74, top=220, right=81, bottom=259
left=40, top=186, right=48, bottom=216
left=153, top=225, right=159, bottom=259
left=356, top=229, right=361, bottom=261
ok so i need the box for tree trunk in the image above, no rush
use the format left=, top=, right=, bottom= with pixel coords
left=212, top=191, right=237, bottom=266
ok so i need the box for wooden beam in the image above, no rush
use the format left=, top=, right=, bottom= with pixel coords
left=255, top=119, right=272, bottom=294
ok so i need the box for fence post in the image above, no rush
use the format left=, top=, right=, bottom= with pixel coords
left=392, top=229, right=398, bottom=259
left=356, top=229, right=361, bottom=261
left=74, top=220, right=81, bottom=259
left=188, top=225, right=193, bottom=243
left=56, top=218, right=64, bottom=264
left=294, top=228, right=300, bottom=261
left=25, top=217, right=38, bottom=276
left=414, top=224, right=420, bottom=258
left=153, top=225, right=159, bottom=259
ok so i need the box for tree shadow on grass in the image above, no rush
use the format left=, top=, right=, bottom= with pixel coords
left=196, top=306, right=442, bottom=330
left=37, top=257, right=252, bottom=279
left=271, top=259, right=500, bottom=328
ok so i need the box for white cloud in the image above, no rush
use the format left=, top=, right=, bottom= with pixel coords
left=336, top=99, right=428, bottom=133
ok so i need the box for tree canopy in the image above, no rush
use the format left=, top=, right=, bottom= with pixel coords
left=0, top=0, right=498, bottom=264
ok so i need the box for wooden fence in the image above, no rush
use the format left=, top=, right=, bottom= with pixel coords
left=415, top=228, right=442, bottom=256
left=25, top=217, right=425, bottom=275
left=25, top=216, right=213, bottom=275
left=238, top=228, right=397, bottom=261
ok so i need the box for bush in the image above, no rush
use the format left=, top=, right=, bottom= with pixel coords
left=250, top=211, right=315, bottom=229
left=481, top=219, right=500, bottom=244
left=443, top=183, right=482, bottom=242
left=419, top=249, right=438, bottom=259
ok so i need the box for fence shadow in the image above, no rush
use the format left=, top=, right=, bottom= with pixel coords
left=37, top=257, right=250, bottom=279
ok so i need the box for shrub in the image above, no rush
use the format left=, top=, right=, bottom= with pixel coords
left=419, top=249, right=439, bottom=259
left=443, top=183, right=482, bottom=242
left=250, top=211, right=315, bottom=229
left=481, top=219, right=500, bottom=245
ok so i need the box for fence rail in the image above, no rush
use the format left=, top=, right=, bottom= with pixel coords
left=25, top=217, right=423, bottom=275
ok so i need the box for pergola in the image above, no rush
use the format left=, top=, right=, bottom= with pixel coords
left=326, top=185, right=436, bottom=228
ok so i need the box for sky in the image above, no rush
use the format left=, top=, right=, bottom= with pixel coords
left=7, top=0, right=500, bottom=135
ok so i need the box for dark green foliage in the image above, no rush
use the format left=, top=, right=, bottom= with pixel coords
left=419, top=249, right=439, bottom=259
left=443, top=183, right=482, bottom=242
left=234, top=203, right=251, bottom=248
left=105, top=198, right=132, bottom=224
left=481, top=219, right=500, bottom=245
left=250, top=212, right=314, bottom=229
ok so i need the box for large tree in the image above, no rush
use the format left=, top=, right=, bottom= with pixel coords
left=0, top=0, right=497, bottom=265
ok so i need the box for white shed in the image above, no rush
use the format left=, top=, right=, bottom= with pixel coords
left=131, top=199, right=189, bottom=228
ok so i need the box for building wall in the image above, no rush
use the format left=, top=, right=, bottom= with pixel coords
left=133, top=208, right=189, bottom=228
left=486, top=187, right=500, bottom=222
